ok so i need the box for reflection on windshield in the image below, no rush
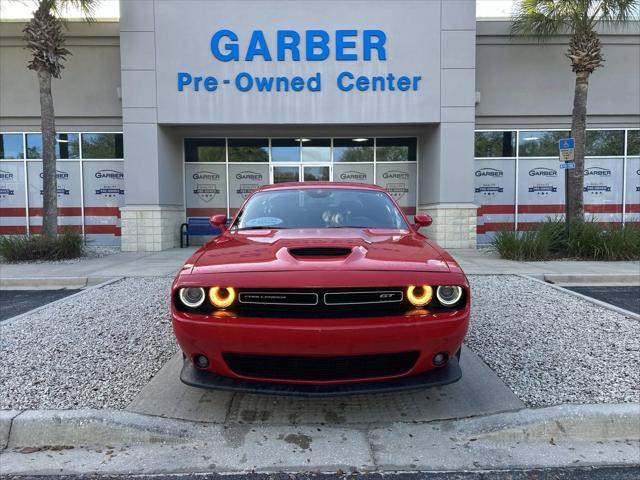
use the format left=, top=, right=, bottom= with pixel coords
left=234, top=188, right=408, bottom=230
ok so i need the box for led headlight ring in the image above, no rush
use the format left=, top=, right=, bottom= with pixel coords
left=179, top=287, right=206, bottom=308
left=436, top=285, right=463, bottom=306
left=209, top=287, right=236, bottom=308
left=406, top=285, right=433, bottom=307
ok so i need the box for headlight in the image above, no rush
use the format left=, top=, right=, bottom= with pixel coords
left=209, top=287, right=236, bottom=308
left=436, top=285, right=463, bottom=306
left=406, top=285, right=433, bottom=306
left=179, top=287, right=206, bottom=308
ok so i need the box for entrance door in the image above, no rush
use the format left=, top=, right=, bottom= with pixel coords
left=271, top=138, right=331, bottom=184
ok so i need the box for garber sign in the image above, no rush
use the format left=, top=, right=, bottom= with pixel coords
left=177, top=29, right=422, bottom=94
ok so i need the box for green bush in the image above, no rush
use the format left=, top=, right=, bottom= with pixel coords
left=0, top=231, right=85, bottom=262
left=491, top=220, right=640, bottom=261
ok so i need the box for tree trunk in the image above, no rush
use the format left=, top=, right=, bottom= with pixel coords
left=568, top=70, right=589, bottom=223
left=38, top=69, right=58, bottom=237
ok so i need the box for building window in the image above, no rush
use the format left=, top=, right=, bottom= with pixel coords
left=26, top=133, right=80, bottom=159
left=301, top=138, right=331, bottom=163
left=228, top=138, right=269, bottom=162
left=271, top=138, right=300, bottom=162
left=628, top=130, right=640, bottom=156
left=273, top=166, right=299, bottom=183
left=333, top=138, right=374, bottom=162
left=184, top=138, right=226, bottom=162
left=518, top=131, right=570, bottom=157
left=586, top=130, right=625, bottom=156
left=303, top=166, right=330, bottom=181
left=0, top=133, right=24, bottom=159
left=474, top=131, right=516, bottom=157
left=376, top=137, right=417, bottom=162
left=81, top=133, right=124, bottom=159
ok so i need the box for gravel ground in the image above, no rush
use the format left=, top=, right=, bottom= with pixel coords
left=466, top=275, right=640, bottom=407
left=0, top=277, right=177, bottom=409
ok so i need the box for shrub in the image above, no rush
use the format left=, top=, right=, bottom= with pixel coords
left=0, top=231, right=85, bottom=262
left=491, top=220, right=640, bottom=261
left=492, top=229, right=552, bottom=260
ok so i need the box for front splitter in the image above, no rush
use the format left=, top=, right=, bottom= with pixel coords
left=180, top=357, right=462, bottom=396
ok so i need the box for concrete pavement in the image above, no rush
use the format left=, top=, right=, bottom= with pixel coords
left=126, top=346, right=524, bottom=424
left=1, top=404, right=638, bottom=475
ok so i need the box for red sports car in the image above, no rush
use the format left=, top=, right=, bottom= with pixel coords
left=172, top=182, right=470, bottom=395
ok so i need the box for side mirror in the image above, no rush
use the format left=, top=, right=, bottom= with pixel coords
left=413, top=214, right=432, bottom=229
left=210, top=214, right=228, bottom=231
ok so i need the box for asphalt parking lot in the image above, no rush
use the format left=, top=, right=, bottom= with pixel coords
left=0, top=289, right=81, bottom=321
left=564, top=285, right=640, bottom=314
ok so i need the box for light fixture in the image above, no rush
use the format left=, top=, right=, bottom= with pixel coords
left=295, top=138, right=311, bottom=142
left=406, top=285, right=433, bottom=307
left=56, top=138, right=69, bottom=143
left=352, top=138, right=369, bottom=142
left=209, top=286, right=236, bottom=308
left=436, top=286, right=463, bottom=306
left=179, top=287, right=206, bottom=308
left=523, top=136, right=539, bottom=141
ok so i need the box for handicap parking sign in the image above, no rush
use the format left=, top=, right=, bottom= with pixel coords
left=559, top=138, right=575, bottom=150
left=559, top=138, right=575, bottom=162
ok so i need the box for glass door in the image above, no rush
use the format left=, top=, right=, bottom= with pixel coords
left=271, top=138, right=332, bottom=183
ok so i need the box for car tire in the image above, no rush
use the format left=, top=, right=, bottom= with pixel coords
left=455, top=348, right=461, bottom=361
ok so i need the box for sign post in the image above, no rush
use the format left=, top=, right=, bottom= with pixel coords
left=559, top=138, right=575, bottom=225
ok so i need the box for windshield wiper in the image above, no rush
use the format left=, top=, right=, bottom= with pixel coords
left=326, top=225, right=368, bottom=229
left=236, top=226, right=285, bottom=231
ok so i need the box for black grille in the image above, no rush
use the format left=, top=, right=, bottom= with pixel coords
left=289, top=247, right=352, bottom=257
left=223, top=352, right=420, bottom=380
left=233, top=287, right=408, bottom=318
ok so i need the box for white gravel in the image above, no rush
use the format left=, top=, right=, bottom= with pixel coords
left=467, top=275, right=640, bottom=407
left=0, top=277, right=177, bottom=410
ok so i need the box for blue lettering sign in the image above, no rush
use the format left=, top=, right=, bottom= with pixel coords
left=306, top=30, right=330, bottom=61
left=277, top=30, right=300, bottom=61
left=245, top=30, right=272, bottom=61
left=210, top=29, right=239, bottom=61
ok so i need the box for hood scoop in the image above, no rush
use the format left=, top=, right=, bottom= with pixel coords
left=289, top=247, right=353, bottom=257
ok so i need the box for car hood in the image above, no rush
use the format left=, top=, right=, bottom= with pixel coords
left=189, top=228, right=450, bottom=274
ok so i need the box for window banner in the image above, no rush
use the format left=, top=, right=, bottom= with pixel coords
left=625, top=157, right=640, bottom=224
left=474, top=159, right=516, bottom=244
left=0, top=161, right=27, bottom=234
left=517, top=158, right=565, bottom=228
left=185, top=163, right=227, bottom=218
left=227, top=164, right=269, bottom=211
left=333, top=164, right=374, bottom=185
left=375, top=163, right=417, bottom=214
left=583, top=158, right=623, bottom=223
left=82, top=161, right=124, bottom=245
left=27, top=161, right=82, bottom=232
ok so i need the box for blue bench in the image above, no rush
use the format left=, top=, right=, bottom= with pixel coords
left=180, top=217, right=221, bottom=247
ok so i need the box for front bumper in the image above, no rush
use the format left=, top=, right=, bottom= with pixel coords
left=172, top=306, right=469, bottom=388
left=180, top=355, right=462, bottom=396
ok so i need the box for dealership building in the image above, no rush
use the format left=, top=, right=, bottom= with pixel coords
left=1, top=0, right=638, bottom=251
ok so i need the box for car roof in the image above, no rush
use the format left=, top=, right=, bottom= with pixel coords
left=256, top=182, right=386, bottom=192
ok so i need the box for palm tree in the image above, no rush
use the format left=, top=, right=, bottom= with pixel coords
left=22, top=0, right=96, bottom=236
left=512, top=0, right=639, bottom=222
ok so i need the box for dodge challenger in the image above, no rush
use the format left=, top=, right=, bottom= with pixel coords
left=172, top=182, right=470, bottom=395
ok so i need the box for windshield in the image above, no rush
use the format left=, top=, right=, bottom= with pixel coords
left=233, top=188, right=408, bottom=230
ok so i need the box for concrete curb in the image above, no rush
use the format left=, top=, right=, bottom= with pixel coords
left=1, top=404, right=638, bottom=475
left=0, top=276, right=115, bottom=289
left=521, top=275, right=640, bottom=320
left=544, top=274, right=640, bottom=285
left=0, top=277, right=123, bottom=324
